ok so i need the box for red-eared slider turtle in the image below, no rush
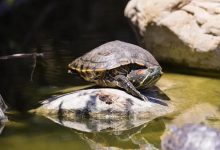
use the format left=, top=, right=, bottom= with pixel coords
left=68, top=41, right=162, bottom=101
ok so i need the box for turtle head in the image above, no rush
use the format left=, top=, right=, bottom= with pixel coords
left=127, top=66, right=162, bottom=89
left=67, top=63, right=79, bottom=75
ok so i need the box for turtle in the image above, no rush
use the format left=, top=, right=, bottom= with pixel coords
left=68, top=40, right=162, bottom=101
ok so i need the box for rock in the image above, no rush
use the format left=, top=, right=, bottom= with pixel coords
left=161, top=103, right=220, bottom=150
left=0, top=109, right=6, bottom=122
left=34, top=88, right=173, bottom=121
left=125, top=0, right=220, bottom=70
left=0, top=95, right=7, bottom=123
left=162, top=124, right=220, bottom=150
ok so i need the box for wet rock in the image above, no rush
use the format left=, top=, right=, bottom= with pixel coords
left=125, top=0, right=220, bottom=70
left=162, top=124, right=220, bottom=150
left=0, top=109, right=5, bottom=122
left=34, top=88, right=173, bottom=120
left=0, top=95, right=7, bottom=123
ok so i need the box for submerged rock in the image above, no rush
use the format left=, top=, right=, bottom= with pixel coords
left=162, top=124, right=220, bottom=150
left=34, top=88, right=173, bottom=122
left=125, top=0, right=220, bottom=70
left=168, top=103, right=220, bottom=130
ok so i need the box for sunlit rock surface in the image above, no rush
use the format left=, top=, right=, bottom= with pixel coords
left=34, top=88, right=173, bottom=120
left=162, top=124, right=220, bottom=150
left=33, top=87, right=173, bottom=139
left=125, top=0, right=220, bottom=70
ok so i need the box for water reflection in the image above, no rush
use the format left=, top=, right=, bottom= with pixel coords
left=47, top=116, right=150, bottom=133
left=0, top=124, right=5, bottom=135
left=46, top=116, right=162, bottom=150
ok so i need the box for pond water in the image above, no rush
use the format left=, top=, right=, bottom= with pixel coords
left=1, top=72, right=220, bottom=150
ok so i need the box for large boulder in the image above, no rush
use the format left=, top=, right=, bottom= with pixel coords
left=125, top=0, right=220, bottom=71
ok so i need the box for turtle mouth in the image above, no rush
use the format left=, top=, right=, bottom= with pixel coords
left=67, top=65, right=76, bottom=74
left=68, top=69, right=73, bottom=74
left=67, top=65, right=73, bottom=74
left=68, top=68, right=79, bottom=76
left=140, top=66, right=162, bottom=88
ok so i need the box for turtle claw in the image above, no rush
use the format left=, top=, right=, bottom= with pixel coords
left=140, top=95, right=148, bottom=102
left=114, top=75, right=149, bottom=102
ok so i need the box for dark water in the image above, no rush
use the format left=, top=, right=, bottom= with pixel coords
left=0, top=0, right=136, bottom=111
left=1, top=0, right=220, bottom=150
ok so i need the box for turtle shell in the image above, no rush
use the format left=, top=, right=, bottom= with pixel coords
left=68, top=40, right=160, bottom=72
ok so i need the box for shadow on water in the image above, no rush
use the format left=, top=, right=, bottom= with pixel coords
left=142, top=86, right=170, bottom=106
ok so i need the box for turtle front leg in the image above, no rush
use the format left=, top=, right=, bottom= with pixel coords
left=114, top=75, right=148, bottom=101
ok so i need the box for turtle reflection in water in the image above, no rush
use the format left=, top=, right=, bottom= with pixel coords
left=68, top=41, right=162, bottom=101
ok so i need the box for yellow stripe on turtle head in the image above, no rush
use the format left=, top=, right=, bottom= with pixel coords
left=73, top=67, right=105, bottom=72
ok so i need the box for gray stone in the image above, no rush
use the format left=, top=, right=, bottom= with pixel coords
left=125, top=0, right=220, bottom=70
left=32, top=88, right=174, bottom=132
left=162, top=124, right=220, bottom=150
left=0, top=95, right=7, bottom=123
